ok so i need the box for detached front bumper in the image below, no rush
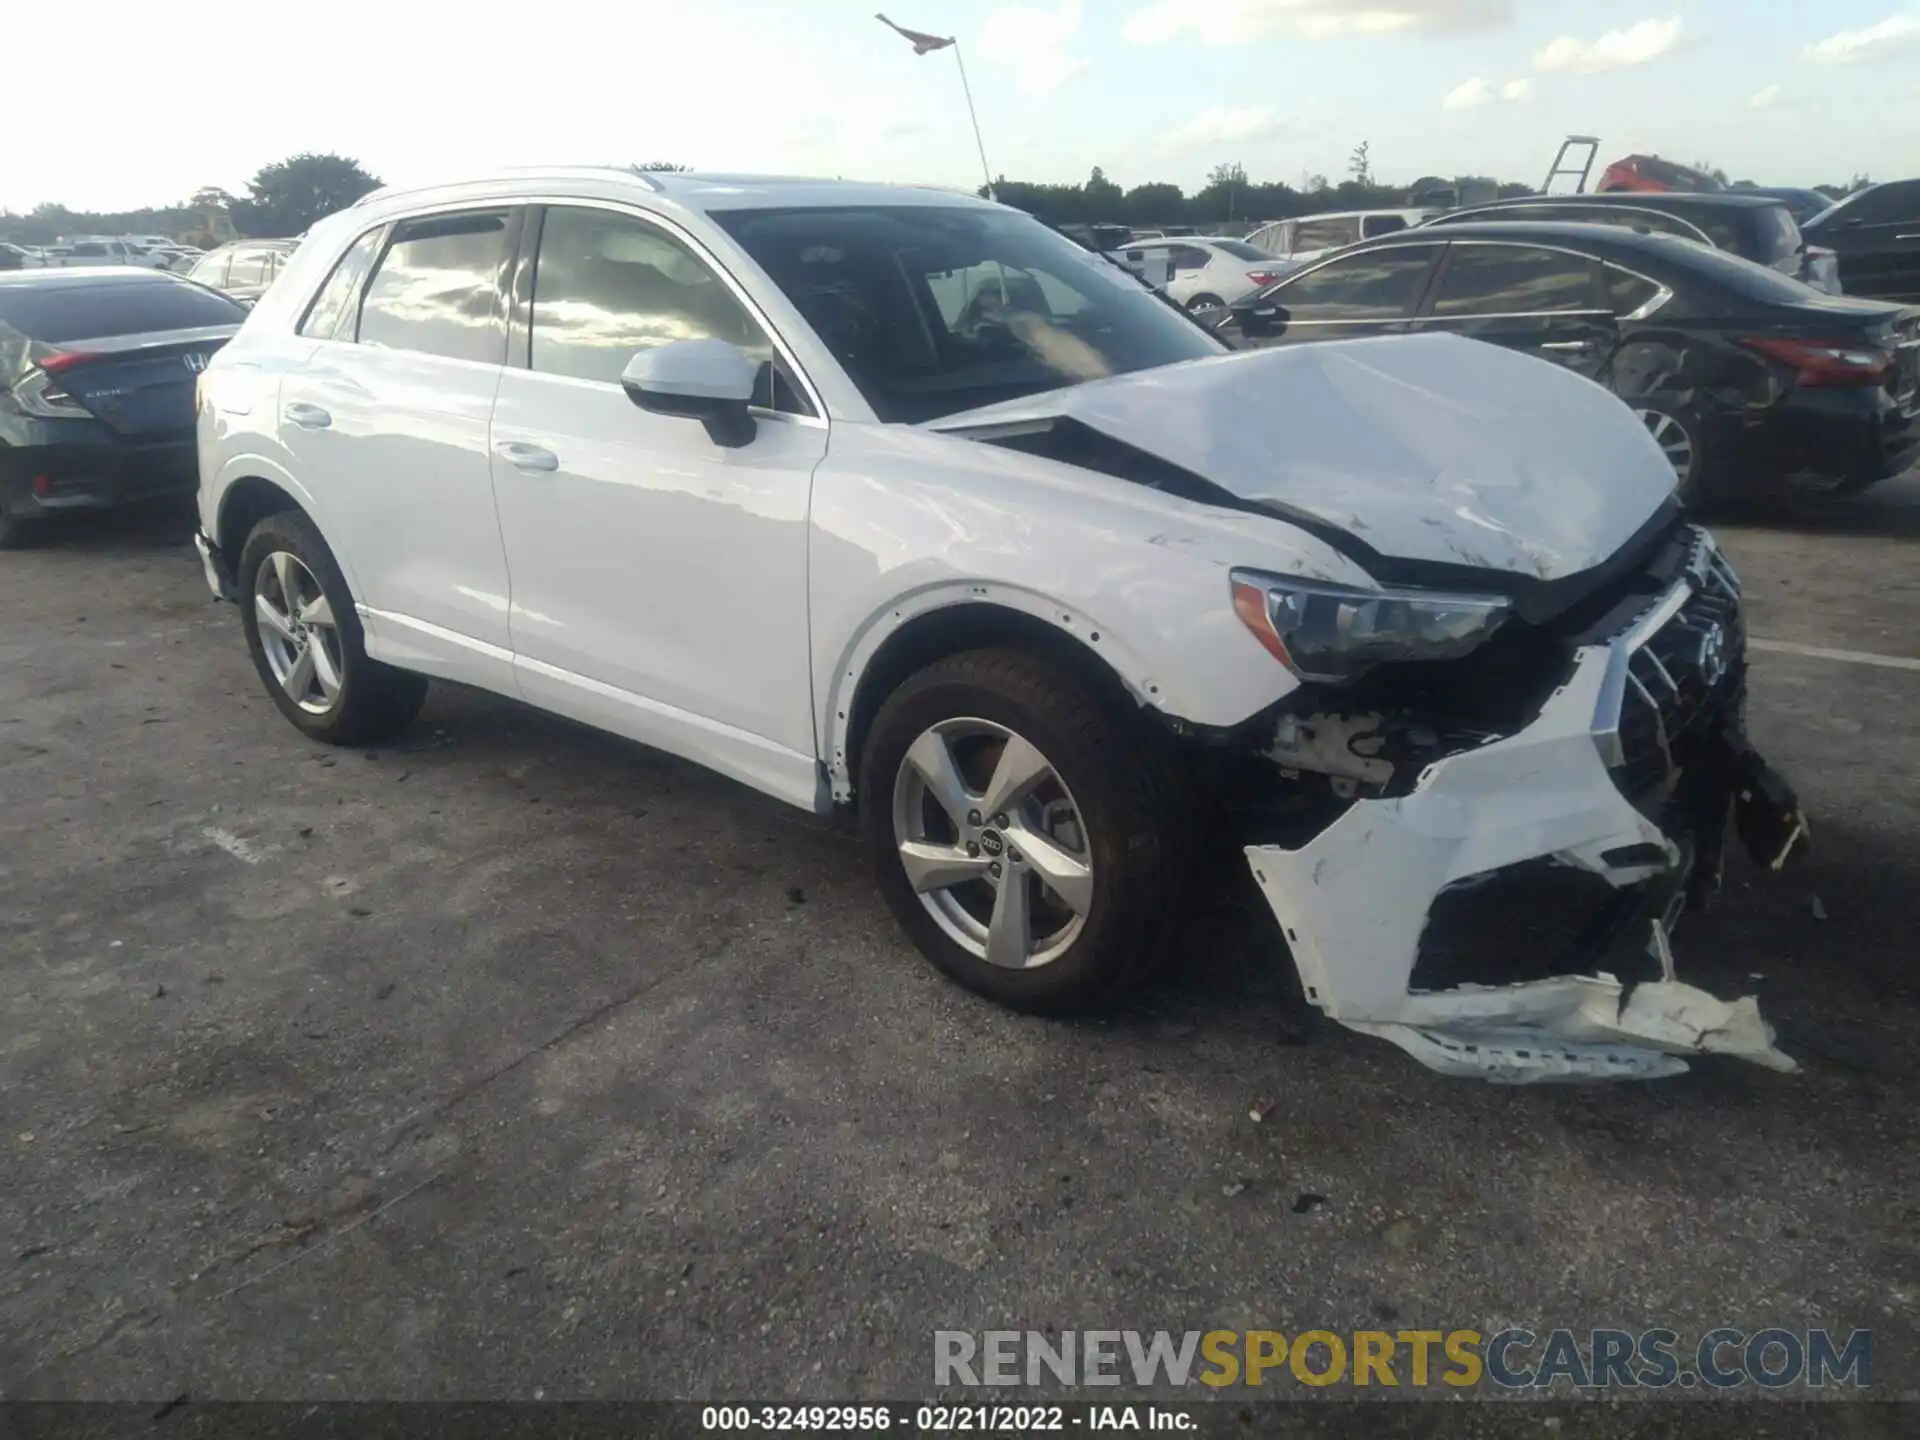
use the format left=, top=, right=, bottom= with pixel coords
left=1246, top=532, right=1807, bottom=1082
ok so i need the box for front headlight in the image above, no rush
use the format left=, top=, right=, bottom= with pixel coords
left=1229, top=569, right=1510, bottom=683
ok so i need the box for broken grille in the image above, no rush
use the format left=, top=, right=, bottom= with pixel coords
left=1608, top=533, right=1745, bottom=813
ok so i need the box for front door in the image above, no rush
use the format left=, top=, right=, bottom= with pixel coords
left=275, top=208, right=518, bottom=681
left=488, top=203, right=828, bottom=807
left=1410, top=241, right=1616, bottom=379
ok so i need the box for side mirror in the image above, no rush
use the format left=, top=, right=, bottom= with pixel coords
left=1239, top=302, right=1289, bottom=338
left=620, top=338, right=759, bottom=449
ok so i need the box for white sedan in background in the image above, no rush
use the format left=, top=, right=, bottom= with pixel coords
left=1109, top=236, right=1286, bottom=320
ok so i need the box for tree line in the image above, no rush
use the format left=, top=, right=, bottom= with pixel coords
left=2, top=149, right=1885, bottom=250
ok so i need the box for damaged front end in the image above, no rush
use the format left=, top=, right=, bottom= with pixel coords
left=1236, top=526, right=1809, bottom=1082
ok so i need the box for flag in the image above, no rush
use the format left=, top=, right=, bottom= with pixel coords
left=876, top=13, right=955, bottom=54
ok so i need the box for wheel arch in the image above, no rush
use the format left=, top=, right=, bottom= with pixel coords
left=211, top=458, right=354, bottom=595
left=827, top=590, right=1157, bottom=807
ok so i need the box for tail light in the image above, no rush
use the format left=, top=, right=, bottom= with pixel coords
left=38, top=350, right=101, bottom=374
left=1247, top=271, right=1281, bottom=287
left=1743, top=336, right=1892, bottom=388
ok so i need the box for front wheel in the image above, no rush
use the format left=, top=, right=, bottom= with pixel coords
left=238, top=509, right=426, bottom=745
left=859, top=647, right=1188, bottom=1013
left=1185, top=293, right=1227, bottom=324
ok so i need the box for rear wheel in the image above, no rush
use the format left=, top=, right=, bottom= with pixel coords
left=238, top=510, right=426, bottom=744
left=860, top=647, right=1188, bottom=1013
left=1634, top=402, right=1725, bottom=509
left=0, top=500, right=42, bottom=549
left=1185, top=293, right=1227, bottom=323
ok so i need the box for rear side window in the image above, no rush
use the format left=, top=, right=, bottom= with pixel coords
left=0, top=277, right=245, bottom=341
left=1294, top=216, right=1360, bottom=252
left=1211, top=239, right=1269, bottom=262
left=1430, top=245, right=1596, bottom=316
left=299, top=228, right=384, bottom=340
left=1604, top=266, right=1662, bottom=316
left=1362, top=215, right=1408, bottom=239
left=226, top=248, right=271, bottom=287
left=357, top=210, right=510, bottom=363
left=1277, top=246, right=1439, bottom=320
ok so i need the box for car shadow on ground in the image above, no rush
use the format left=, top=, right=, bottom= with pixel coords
left=1719, top=468, right=1920, bottom=540
left=8, top=498, right=197, bottom=554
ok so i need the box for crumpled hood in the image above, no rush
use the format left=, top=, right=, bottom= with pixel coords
left=930, top=334, right=1677, bottom=583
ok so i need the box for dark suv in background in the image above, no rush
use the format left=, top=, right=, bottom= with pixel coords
left=1801, top=180, right=1920, bottom=303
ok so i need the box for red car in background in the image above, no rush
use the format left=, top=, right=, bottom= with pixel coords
left=1598, top=155, right=1727, bottom=195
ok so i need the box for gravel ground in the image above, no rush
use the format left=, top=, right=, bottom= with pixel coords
left=1, top=478, right=1916, bottom=1418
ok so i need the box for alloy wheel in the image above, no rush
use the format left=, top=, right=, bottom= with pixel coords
left=1635, top=408, right=1697, bottom=483
left=891, top=718, right=1094, bottom=969
left=254, top=550, right=343, bottom=715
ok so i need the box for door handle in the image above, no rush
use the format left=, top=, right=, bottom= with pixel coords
left=284, top=401, right=331, bottom=429
left=1540, top=340, right=1594, bottom=351
left=495, top=441, right=559, bottom=473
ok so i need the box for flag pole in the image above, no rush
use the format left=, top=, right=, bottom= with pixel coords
left=950, top=41, right=996, bottom=202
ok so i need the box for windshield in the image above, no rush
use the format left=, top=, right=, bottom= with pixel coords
left=1211, top=239, right=1270, bottom=262
left=712, top=204, right=1224, bottom=423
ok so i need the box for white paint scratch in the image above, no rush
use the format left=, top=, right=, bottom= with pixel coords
left=203, top=827, right=273, bottom=865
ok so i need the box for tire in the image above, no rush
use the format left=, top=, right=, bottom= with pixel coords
left=238, top=509, right=427, bottom=745
left=1633, top=401, right=1726, bottom=509
left=859, top=646, right=1189, bottom=1014
left=1185, top=293, right=1226, bottom=319
left=0, top=500, right=39, bottom=550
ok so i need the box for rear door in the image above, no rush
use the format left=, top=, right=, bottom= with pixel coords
left=1254, top=242, right=1443, bottom=344
left=1411, top=241, right=1615, bottom=378
left=275, top=207, right=520, bottom=680
left=1807, top=182, right=1920, bottom=303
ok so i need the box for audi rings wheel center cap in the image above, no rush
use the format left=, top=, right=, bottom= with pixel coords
left=978, top=830, right=1006, bottom=858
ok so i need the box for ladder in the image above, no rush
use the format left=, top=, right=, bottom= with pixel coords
left=1541, top=136, right=1601, bottom=196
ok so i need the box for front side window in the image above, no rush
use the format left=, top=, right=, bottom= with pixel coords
left=528, top=205, right=806, bottom=413
left=1168, top=245, right=1211, bottom=273
left=713, top=204, right=1223, bottom=424
left=1430, top=246, right=1596, bottom=316
left=1275, top=245, right=1440, bottom=321
left=358, top=209, right=510, bottom=364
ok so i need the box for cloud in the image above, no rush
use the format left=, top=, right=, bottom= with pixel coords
left=1442, top=77, right=1492, bottom=109
left=1168, top=105, right=1292, bottom=146
left=1123, top=0, right=1511, bottom=46
left=1534, top=16, right=1682, bottom=73
left=1748, top=83, right=1783, bottom=108
left=980, top=1, right=1091, bottom=96
left=1805, top=14, right=1920, bottom=63
left=1442, top=75, right=1530, bottom=109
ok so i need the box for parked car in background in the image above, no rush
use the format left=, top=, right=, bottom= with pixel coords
left=1421, top=192, right=1838, bottom=294
left=0, top=242, right=39, bottom=271
left=1739, top=187, right=1838, bottom=225
left=1107, top=235, right=1284, bottom=318
left=185, top=239, right=301, bottom=303
left=0, top=267, right=246, bottom=546
left=40, top=237, right=170, bottom=270
left=191, top=167, right=1812, bottom=1081
left=1596, top=155, right=1725, bottom=194
left=1225, top=222, right=1919, bottom=506
left=1800, top=180, right=1920, bottom=304
left=1243, top=209, right=1442, bottom=270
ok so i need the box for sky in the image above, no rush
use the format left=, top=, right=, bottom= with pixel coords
left=7, top=1, right=1920, bottom=213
